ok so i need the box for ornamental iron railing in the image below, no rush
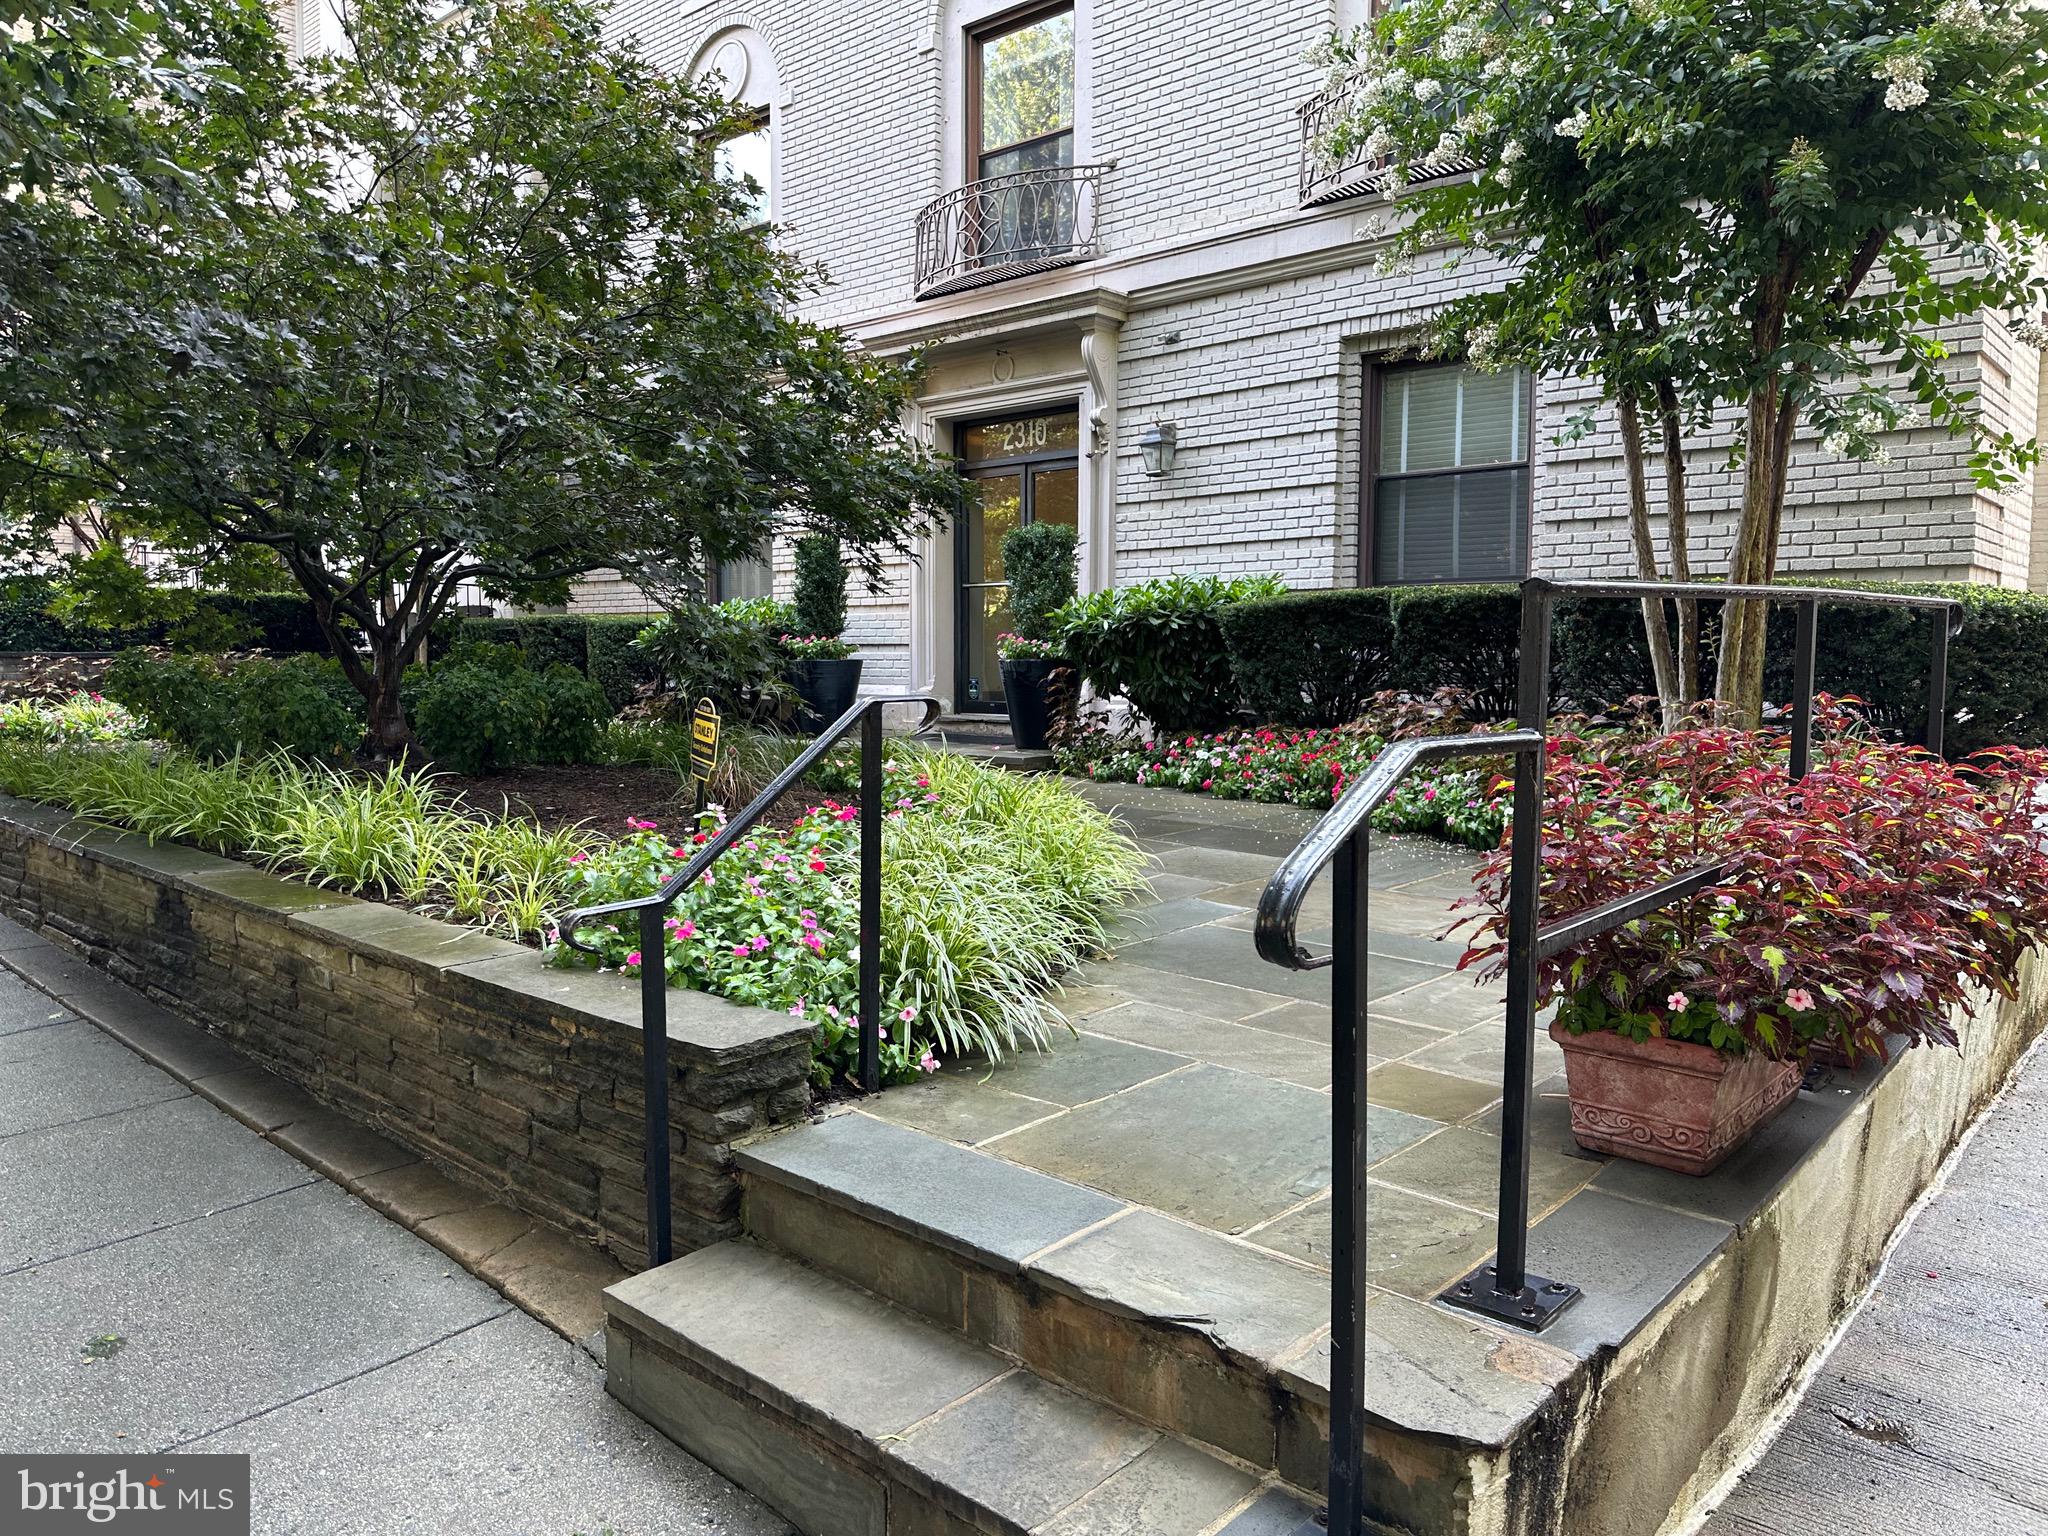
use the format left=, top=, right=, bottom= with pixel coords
left=1255, top=577, right=1963, bottom=1533
left=1297, top=74, right=1479, bottom=205
left=913, top=164, right=1104, bottom=301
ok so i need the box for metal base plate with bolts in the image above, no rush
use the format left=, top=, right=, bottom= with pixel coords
left=1440, top=1265, right=1582, bottom=1331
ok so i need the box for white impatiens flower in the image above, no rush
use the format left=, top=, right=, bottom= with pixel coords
left=1554, top=109, right=1591, bottom=138
left=1413, top=77, right=1444, bottom=103
left=1874, top=53, right=1931, bottom=111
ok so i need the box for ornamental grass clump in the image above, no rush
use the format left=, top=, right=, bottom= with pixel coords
left=554, top=747, right=1146, bottom=1088
left=1456, top=706, right=2048, bottom=1064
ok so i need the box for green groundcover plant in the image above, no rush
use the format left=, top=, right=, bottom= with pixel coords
left=555, top=748, right=1147, bottom=1088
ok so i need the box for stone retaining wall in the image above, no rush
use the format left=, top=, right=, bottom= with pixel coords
left=0, top=794, right=812, bottom=1267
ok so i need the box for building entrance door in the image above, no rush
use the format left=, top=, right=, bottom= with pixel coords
left=955, top=406, right=1080, bottom=711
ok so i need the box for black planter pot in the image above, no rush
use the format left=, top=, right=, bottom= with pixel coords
left=999, top=655, right=1058, bottom=751
left=787, top=656, right=864, bottom=733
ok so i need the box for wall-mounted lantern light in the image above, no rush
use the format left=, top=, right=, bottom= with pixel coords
left=1137, top=421, right=1178, bottom=477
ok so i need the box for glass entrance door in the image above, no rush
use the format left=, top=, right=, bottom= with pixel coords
left=956, top=408, right=1080, bottom=710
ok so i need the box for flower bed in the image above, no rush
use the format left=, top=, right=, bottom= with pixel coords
left=0, top=691, right=142, bottom=744
left=1064, top=717, right=1512, bottom=848
left=556, top=747, right=1146, bottom=1088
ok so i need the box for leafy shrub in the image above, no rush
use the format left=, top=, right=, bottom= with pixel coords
left=0, top=742, right=592, bottom=938
left=1053, top=574, right=1286, bottom=733
left=779, top=633, right=856, bottom=660
left=557, top=747, right=1146, bottom=1086
left=104, top=651, right=362, bottom=759
left=585, top=617, right=650, bottom=712
left=793, top=534, right=847, bottom=640
left=0, top=567, right=327, bottom=656
left=1002, top=523, right=1079, bottom=643
left=720, top=595, right=799, bottom=633
left=1457, top=710, right=2048, bottom=1062
left=1221, top=588, right=1395, bottom=728
left=409, top=658, right=608, bottom=775
left=632, top=605, right=793, bottom=726
left=454, top=615, right=587, bottom=673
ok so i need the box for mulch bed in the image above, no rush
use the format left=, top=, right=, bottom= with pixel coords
left=425, top=762, right=821, bottom=840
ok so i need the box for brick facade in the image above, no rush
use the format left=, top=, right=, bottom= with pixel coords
left=575, top=0, right=2043, bottom=702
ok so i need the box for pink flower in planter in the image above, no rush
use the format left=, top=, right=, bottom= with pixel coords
left=809, top=860, right=828, bottom=873
left=731, top=944, right=749, bottom=957
left=675, top=920, right=696, bottom=940
left=749, top=934, right=770, bottom=952
left=899, top=1005, right=917, bottom=1023
left=626, top=817, right=660, bottom=831
left=919, top=1050, right=941, bottom=1074
left=568, top=852, right=588, bottom=864
left=625, top=951, right=642, bottom=968
left=1666, top=990, right=1692, bottom=1013
left=789, top=1000, right=807, bottom=1017
left=836, top=806, right=858, bottom=822
left=1785, top=988, right=1817, bottom=1013
left=801, top=932, right=824, bottom=953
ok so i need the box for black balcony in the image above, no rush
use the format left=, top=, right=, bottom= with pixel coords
left=913, top=164, right=1104, bottom=301
left=1297, top=76, right=1477, bottom=205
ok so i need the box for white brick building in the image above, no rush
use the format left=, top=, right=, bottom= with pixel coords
left=320, top=0, right=2048, bottom=711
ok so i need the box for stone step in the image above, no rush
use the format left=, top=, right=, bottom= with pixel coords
left=604, top=1239, right=1323, bottom=1536
left=733, top=1110, right=1337, bottom=1489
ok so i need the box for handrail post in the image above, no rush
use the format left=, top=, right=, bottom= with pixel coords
left=1926, top=612, right=1951, bottom=757
left=1326, top=828, right=1370, bottom=1536
left=1443, top=583, right=1579, bottom=1330
left=1790, top=599, right=1818, bottom=782
left=639, top=903, right=673, bottom=1268
left=859, top=703, right=884, bottom=1093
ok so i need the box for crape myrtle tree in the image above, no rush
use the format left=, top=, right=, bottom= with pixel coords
left=9, top=0, right=954, bottom=754
left=1318, top=0, right=2048, bottom=724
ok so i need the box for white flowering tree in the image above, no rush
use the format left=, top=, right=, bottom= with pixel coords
left=1319, top=0, right=2048, bottom=722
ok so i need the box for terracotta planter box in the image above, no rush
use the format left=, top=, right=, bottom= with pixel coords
left=1547, top=1019, right=1803, bottom=1175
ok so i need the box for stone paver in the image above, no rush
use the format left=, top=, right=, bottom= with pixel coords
left=1702, top=1040, right=2048, bottom=1536
left=0, top=927, right=787, bottom=1535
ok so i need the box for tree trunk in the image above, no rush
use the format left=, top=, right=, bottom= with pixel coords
left=1716, top=386, right=1796, bottom=725
left=1652, top=378, right=1698, bottom=708
left=363, top=644, right=412, bottom=759
left=1616, top=393, right=1681, bottom=728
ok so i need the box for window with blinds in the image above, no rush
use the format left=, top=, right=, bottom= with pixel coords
left=1370, top=362, right=1530, bottom=585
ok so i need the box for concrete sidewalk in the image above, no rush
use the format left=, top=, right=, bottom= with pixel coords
left=0, top=961, right=788, bottom=1536
left=1700, top=1036, right=2048, bottom=1535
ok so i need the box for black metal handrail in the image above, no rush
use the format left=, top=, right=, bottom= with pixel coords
left=560, top=693, right=941, bottom=1266
left=913, top=163, right=1104, bottom=300
left=1254, top=575, right=1962, bottom=1533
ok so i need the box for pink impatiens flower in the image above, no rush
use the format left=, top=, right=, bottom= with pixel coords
left=568, top=852, right=588, bottom=864
left=731, top=944, right=749, bottom=957
left=899, top=1005, right=917, bottom=1023
left=1666, top=990, right=1691, bottom=1013
left=919, top=1050, right=941, bottom=1074
left=1785, top=988, right=1817, bottom=1013
left=624, top=951, right=642, bottom=968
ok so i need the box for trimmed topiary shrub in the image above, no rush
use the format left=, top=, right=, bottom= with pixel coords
left=1052, top=574, right=1286, bottom=733
left=1221, top=588, right=1395, bottom=728
left=793, top=535, right=847, bottom=640
left=1002, top=523, right=1079, bottom=643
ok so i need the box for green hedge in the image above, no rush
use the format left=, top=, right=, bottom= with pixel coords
left=1052, top=574, right=1287, bottom=734
left=1219, top=589, right=1395, bottom=729
left=0, top=577, right=326, bottom=654
left=1103, top=577, right=2048, bottom=753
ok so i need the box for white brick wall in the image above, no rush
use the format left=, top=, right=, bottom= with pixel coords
left=578, top=0, right=2048, bottom=688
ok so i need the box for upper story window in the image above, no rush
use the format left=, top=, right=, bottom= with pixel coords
left=694, top=29, right=780, bottom=224
left=972, top=6, right=1075, bottom=183
left=1369, top=361, right=1530, bottom=585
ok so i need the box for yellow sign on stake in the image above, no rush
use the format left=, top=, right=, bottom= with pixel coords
left=690, top=698, right=721, bottom=785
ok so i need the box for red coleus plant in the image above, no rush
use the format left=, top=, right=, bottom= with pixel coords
left=1456, top=702, right=2048, bottom=1063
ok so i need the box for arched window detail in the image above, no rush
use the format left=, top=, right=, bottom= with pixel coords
left=692, top=27, right=782, bottom=224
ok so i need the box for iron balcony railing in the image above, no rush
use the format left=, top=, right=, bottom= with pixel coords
left=1297, top=74, right=1479, bottom=205
left=913, top=163, right=1104, bottom=301
left=561, top=693, right=941, bottom=1267
left=1255, top=576, right=1962, bottom=1534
